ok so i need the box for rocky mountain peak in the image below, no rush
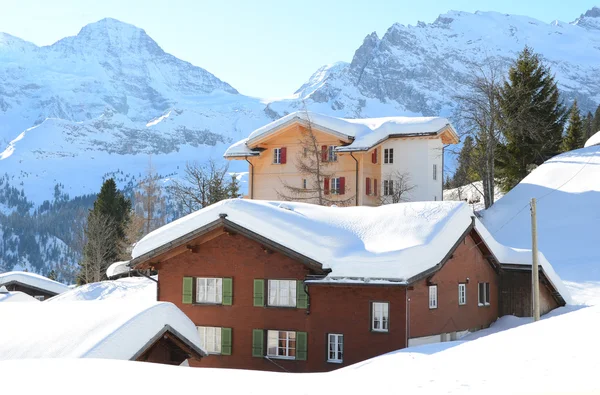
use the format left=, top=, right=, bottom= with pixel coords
left=572, top=6, right=600, bottom=29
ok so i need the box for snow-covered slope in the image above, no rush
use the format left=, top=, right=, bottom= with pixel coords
left=269, top=7, right=600, bottom=118
left=481, top=145, right=600, bottom=282
left=47, top=277, right=155, bottom=302
left=1, top=304, right=600, bottom=393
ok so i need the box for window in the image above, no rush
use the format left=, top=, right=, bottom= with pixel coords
left=433, top=164, right=438, bottom=180
left=371, top=302, right=389, bottom=332
left=196, top=278, right=223, bottom=304
left=429, top=285, right=438, bottom=309
left=273, top=148, right=281, bottom=164
left=267, top=330, right=296, bottom=359
left=458, top=283, right=466, bottom=305
left=328, top=146, right=338, bottom=162
left=384, top=148, right=394, bottom=164
left=34, top=295, right=45, bottom=301
left=383, top=180, right=394, bottom=196
left=302, top=179, right=307, bottom=189
left=268, top=279, right=297, bottom=307
left=197, top=326, right=222, bottom=354
left=331, top=177, right=340, bottom=194
left=327, top=334, right=344, bottom=363
left=478, top=282, right=490, bottom=306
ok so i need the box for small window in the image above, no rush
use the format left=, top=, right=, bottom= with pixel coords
left=327, top=333, right=343, bottom=363
left=458, top=284, right=466, bottom=305
left=371, top=302, right=389, bottom=332
left=384, top=148, right=394, bottom=164
left=273, top=148, right=282, bottom=164
left=268, top=280, right=297, bottom=307
left=478, top=282, right=490, bottom=306
left=267, top=330, right=296, bottom=359
left=429, top=285, right=438, bottom=309
left=197, top=326, right=222, bottom=354
left=34, top=295, right=45, bottom=301
left=433, top=164, right=438, bottom=180
left=302, top=179, right=307, bottom=189
left=383, top=180, right=394, bottom=196
left=328, top=146, right=338, bottom=162
left=196, top=278, right=223, bottom=304
left=331, top=177, right=341, bottom=195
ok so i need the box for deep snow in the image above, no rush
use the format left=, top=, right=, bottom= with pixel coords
left=0, top=271, right=70, bottom=295
left=47, top=277, right=156, bottom=302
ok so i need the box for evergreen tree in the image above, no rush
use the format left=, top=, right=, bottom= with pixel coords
left=452, top=135, right=478, bottom=188
left=496, top=47, right=567, bottom=191
left=47, top=269, right=57, bottom=281
left=592, top=105, right=600, bottom=137
left=583, top=111, right=594, bottom=142
left=79, top=178, right=131, bottom=284
left=561, top=100, right=584, bottom=152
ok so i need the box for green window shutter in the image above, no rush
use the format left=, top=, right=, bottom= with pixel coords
left=182, top=277, right=193, bottom=304
left=296, top=331, right=307, bottom=361
left=252, top=329, right=264, bottom=357
left=253, top=279, right=265, bottom=307
left=297, top=280, right=308, bottom=309
left=222, top=278, right=233, bottom=305
left=221, top=328, right=232, bottom=355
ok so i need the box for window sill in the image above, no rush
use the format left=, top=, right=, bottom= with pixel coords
left=371, top=329, right=389, bottom=333
left=266, top=355, right=296, bottom=361
left=327, top=360, right=343, bottom=364
left=429, top=306, right=438, bottom=310
left=478, top=303, right=491, bottom=307
left=266, top=304, right=298, bottom=309
left=193, top=302, right=223, bottom=306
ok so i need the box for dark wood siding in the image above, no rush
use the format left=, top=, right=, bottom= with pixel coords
left=499, top=270, right=559, bottom=317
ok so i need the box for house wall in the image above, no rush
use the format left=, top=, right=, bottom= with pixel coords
left=247, top=124, right=358, bottom=205
left=381, top=138, right=444, bottom=202
left=4, top=283, right=56, bottom=301
left=499, top=270, right=560, bottom=317
left=155, top=231, right=407, bottom=372
left=407, top=233, right=500, bottom=340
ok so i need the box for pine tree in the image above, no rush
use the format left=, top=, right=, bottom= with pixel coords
left=592, top=105, right=600, bottom=137
left=496, top=46, right=567, bottom=192
left=561, top=100, right=584, bottom=152
left=583, top=111, right=594, bottom=142
left=47, top=269, right=57, bottom=281
left=452, top=136, right=478, bottom=188
left=79, top=178, right=131, bottom=284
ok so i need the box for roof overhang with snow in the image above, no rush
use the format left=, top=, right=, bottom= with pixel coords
left=224, top=111, right=459, bottom=158
left=0, top=272, right=70, bottom=295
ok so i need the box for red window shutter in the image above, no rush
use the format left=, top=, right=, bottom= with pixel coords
left=372, top=149, right=377, bottom=164
left=339, top=177, right=345, bottom=195
left=324, top=178, right=330, bottom=195
left=321, top=145, right=328, bottom=162
left=374, top=179, right=378, bottom=196
left=280, top=147, right=287, bottom=164
left=366, top=177, right=371, bottom=195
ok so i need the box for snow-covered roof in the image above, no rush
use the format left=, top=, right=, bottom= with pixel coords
left=131, top=199, right=568, bottom=303
left=0, top=271, right=70, bottom=295
left=0, top=301, right=204, bottom=360
left=106, top=260, right=132, bottom=278
left=47, top=277, right=156, bottom=302
left=584, top=131, right=600, bottom=147
left=0, top=291, right=40, bottom=303
left=223, top=111, right=457, bottom=157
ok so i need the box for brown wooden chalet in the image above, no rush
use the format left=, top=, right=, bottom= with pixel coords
left=129, top=199, right=568, bottom=372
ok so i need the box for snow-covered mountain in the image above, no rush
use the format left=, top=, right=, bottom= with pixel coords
left=270, top=7, right=600, bottom=117
left=1, top=8, right=600, bottom=279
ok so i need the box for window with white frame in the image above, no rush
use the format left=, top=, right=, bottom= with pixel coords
left=268, top=279, right=297, bottom=307
left=267, top=330, right=296, bottom=359
left=383, top=180, right=394, bottom=196
left=273, top=148, right=282, bottom=164
left=327, top=333, right=343, bottom=363
left=429, top=285, right=438, bottom=309
left=371, top=302, right=389, bottom=332
left=197, top=326, right=222, bottom=354
left=196, top=278, right=223, bottom=304
left=331, top=177, right=341, bottom=194
left=328, top=146, right=338, bottom=162
left=384, top=148, right=394, bottom=164
left=478, top=282, right=490, bottom=306
left=433, top=164, right=438, bottom=180
left=458, top=283, right=466, bottom=305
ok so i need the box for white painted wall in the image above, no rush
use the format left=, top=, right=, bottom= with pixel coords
left=381, top=138, right=444, bottom=202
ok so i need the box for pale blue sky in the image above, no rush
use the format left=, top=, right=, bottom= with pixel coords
left=1, top=0, right=597, bottom=98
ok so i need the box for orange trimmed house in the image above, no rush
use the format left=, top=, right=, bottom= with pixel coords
left=224, top=111, right=459, bottom=205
